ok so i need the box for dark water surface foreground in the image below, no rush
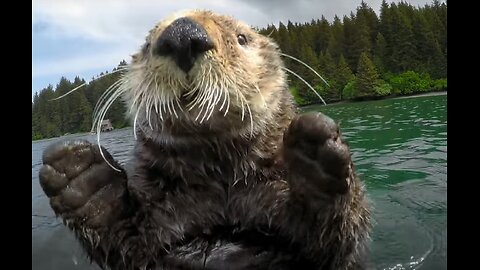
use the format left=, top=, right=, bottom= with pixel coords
left=32, top=94, right=447, bottom=270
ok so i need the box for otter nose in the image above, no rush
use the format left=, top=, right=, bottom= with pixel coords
left=154, top=17, right=214, bottom=73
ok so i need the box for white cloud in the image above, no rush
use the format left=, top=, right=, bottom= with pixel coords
left=32, top=49, right=132, bottom=78
left=32, top=0, right=264, bottom=44
left=33, top=0, right=442, bottom=46
left=32, top=0, right=266, bottom=83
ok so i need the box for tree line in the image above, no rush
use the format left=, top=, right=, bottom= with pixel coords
left=258, top=0, right=446, bottom=104
left=32, top=61, right=129, bottom=140
left=32, top=0, right=447, bottom=140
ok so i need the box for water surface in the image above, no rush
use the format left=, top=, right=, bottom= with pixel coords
left=32, top=94, right=447, bottom=269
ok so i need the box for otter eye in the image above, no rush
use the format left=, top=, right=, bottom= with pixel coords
left=237, top=34, right=247, bottom=45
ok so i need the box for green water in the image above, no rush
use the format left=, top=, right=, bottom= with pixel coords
left=305, top=94, right=447, bottom=269
left=32, top=94, right=446, bottom=270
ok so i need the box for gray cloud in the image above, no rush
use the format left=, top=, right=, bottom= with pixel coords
left=237, top=0, right=444, bottom=26
left=32, top=0, right=443, bottom=93
left=33, top=0, right=442, bottom=44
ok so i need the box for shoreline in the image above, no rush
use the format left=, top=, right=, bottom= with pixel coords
left=301, top=90, right=447, bottom=108
left=388, top=90, right=447, bottom=100
left=32, top=91, right=446, bottom=142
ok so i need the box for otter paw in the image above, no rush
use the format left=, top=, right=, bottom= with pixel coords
left=39, top=140, right=126, bottom=227
left=283, top=113, right=352, bottom=197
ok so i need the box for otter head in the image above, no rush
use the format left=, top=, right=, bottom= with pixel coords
left=122, top=10, right=290, bottom=140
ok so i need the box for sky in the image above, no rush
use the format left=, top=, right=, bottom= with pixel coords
left=32, top=0, right=442, bottom=97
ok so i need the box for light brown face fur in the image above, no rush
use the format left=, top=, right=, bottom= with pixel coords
left=121, top=10, right=291, bottom=138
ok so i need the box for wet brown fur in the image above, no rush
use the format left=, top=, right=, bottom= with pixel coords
left=39, top=10, right=371, bottom=270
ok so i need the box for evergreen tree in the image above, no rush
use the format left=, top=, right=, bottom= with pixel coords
left=293, top=44, right=320, bottom=102
left=314, top=16, right=331, bottom=53
left=337, top=55, right=355, bottom=100
left=278, top=22, right=292, bottom=54
left=429, top=40, right=447, bottom=79
left=327, top=15, right=344, bottom=60
left=342, top=14, right=357, bottom=71
left=373, top=33, right=387, bottom=74
left=355, top=52, right=379, bottom=97
left=318, top=50, right=338, bottom=101
left=411, top=12, right=437, bottom=73
left=353, top=13, right=372, bottom=60
left=356, top=1, right=379, bottom=45
left=389, top=4, right=416, bottom=72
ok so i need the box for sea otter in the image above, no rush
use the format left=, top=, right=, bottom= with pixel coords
left=39, top=10, right=371, bottom=270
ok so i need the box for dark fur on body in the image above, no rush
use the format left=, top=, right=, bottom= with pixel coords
left=39, top=10, right=370, bottom=270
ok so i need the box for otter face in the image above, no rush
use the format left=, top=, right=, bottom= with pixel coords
left=122, top=10, right=288, bottom=137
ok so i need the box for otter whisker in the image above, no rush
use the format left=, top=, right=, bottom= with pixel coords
left=202, top=88, right=219, bottom=122
left=133, top=108, right=140, bottom=140
left=225, top=89, right=231, bottom=117
left=205, top=88, right=216, bottom=122
left=174, top=94, right=184, bottom=114
left=197, top=90, right=211, bottom=123
left=207, top=89, right=218, bottom=120
left=199, top=64, right=211, bottom=92
left=185, top=65, right=206, bottom=106
left=280, top=53, right=330, bottom=87
left=166, top=95, right=174, bottom=118
left=94, top=87, right=125, bottom=133
left=158, top=92, right=164, bottom=121
left=170, top=91, right=181, bottom=118
left=94, top=88, right=126, bottom=172
left=245, top=101, right=254, bottom=138
left=190, top=95, right=204, bottom=121
left=188, top=82, right=205, bottom=111
left=92, top=84, right=126, bottom=129
left=184, top=86, right=198, bottom=99
left=199, top=100, right=210, bottom=123
left=50, top=82, right=87, bottom=101
left=154, top=76, right=160, bottom=115
left=129, top=78, right=148, bottom=115
left=143, top=94, right=152, bottom=129
left=193, top=82, right=211, bottom=121
left=254, top=85, right=267, bottom=108
left=207, top=69, right=224, bottom=119
left=91, top=83, right=123, bottom=131
left=49, top=67, right=128, bottom=101
left=143, top=77, right=156, bottom=130
left=93, top=79, right=125, bottom=120
left=155, top=96, right=163, bottom=121
left=201, top=71, right=218, bottom=122
left=266, top=28, right=275, bottom=37
left=193, top=63, right=216, bottom=119
left=219, top=88, right=228, bottom=112
left=214, top=88, right=223, bottom=107
left=170, top=98, right=178, bottom=118
left=205, top=88, right=223, bottom=121
left=146, top=95, right=153, bottom=130
left=199, top=85, right=218, bottom=123
left=282, top=67, right=327, bottom=105
left=239, top=92, right=245, bottom=121
left=161, top=94, right=168, bottom=116
left=235, top=89, right=252, bottom=134
left=197, top=70, right=211, bottom=104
